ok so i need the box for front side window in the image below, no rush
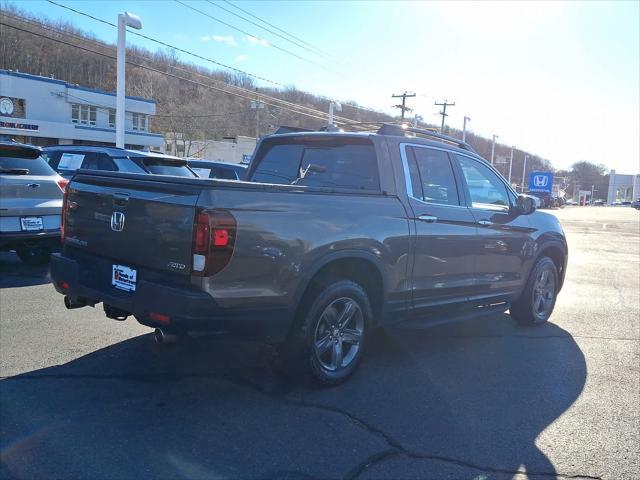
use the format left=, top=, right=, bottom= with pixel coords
left=251, top=138, right=379, bottom=190
left=456, top=155, right=510, bottom=209
left=406, top=146, right=460, bottom=206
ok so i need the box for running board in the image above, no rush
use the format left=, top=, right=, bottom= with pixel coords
left=398, top=302, right=510, bottom=330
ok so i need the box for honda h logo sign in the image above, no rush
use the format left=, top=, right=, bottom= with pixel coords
left=528, top=172, right=554, bottom=193
left=533, top=175, right=549, bottom=187
left=110, top=211, right=125, bottom=232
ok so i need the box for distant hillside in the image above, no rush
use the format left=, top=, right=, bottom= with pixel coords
left=0, top=4, right=552, bottom=174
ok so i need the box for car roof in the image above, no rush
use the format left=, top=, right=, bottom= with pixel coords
left=43, top=145, right=182, bottom=161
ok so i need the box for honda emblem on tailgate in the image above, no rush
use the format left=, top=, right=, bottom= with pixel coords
left=110, top=212, right=125, bottom=232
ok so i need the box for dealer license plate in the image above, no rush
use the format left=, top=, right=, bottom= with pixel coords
left=20, top=216, right=43, bottom=231
left=112, top=264, right=137, bottom=292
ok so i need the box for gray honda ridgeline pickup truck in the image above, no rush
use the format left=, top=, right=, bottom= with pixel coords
left=51, top=124, right=567, bottom=385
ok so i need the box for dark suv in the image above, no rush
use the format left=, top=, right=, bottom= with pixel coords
left=43, top=145, right=196, bottom=179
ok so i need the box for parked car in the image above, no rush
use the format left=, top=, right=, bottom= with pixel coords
left=187, top=159, right=247, bottom=180
left=632, top=199, right=640, bottom=210
left=0, top=142, right=66, bottom=264
left=51, top=125, right=568, bottom=385
left=43, top=145, right=197, bottom=179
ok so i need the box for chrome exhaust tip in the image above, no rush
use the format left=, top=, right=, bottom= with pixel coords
left=153, top=328, right=179, bottom=345
left=64, top=296, right=86, bottom=309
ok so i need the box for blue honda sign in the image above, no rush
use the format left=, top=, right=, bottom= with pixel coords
left=528, top=171, right=554, bottom=193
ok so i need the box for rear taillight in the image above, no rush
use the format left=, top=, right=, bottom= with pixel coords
left=192, top=209, right=236, bottom=276
left=60, top=188, right=68, bottom=244
left=56, top=177, right=69, bottom=193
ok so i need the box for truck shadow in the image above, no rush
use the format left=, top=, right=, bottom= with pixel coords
left=0, top=315, right=586, bottom=479
left=0, top=253, right=51, bottom=288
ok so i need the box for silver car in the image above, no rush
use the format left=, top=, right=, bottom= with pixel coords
left=0, top=142, right=66, bottom=264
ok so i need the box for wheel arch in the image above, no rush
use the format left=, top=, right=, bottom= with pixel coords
left=535, top=241, right=567, bottom=291
left=292, top=251, right=386, bottom=328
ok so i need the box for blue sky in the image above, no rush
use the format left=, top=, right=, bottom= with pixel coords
left=7, top=0, right=640, bottom=171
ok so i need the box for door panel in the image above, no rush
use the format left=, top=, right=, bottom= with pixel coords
left=402, top=145, right=478, bottom=319
left=453, top=154, right=534, bottom=301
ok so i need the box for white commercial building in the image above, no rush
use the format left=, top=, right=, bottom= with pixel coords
left=165, top=134, right=256, bottom=164
left=0, top=69, right=163, bottom=150
left=607, top=170, right=640, bottom=204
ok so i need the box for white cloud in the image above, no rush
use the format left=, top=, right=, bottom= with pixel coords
left=200, top=35, right=237, bottom=46
left=235, top=55, right=249, bottom=62
left=245, top=35, right=269, bottom=47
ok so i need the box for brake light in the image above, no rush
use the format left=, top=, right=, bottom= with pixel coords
left=56, top=177, right=69, bottom=193
left=60, top=188, right=68, bottom=244
left=192, top=209, right=236, bottom=276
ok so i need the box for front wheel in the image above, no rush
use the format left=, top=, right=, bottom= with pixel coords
left=511, top=257, right=559, bottom=326
left=294, top=280, right=371, bottom=386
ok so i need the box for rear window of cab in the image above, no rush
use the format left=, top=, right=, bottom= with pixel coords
left=251, top=137, right=380, bottom=191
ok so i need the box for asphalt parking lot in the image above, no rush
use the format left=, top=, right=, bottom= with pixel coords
left=1, top=206, right=638, bottom=480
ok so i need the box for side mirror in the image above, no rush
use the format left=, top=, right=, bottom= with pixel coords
left=516, top=194, right=536, bottom=215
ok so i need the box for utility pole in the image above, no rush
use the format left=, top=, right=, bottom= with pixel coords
left=392, top=91, right=416, bottom=122
left=490, top=134, right=499, bottom=165
left=435, top=99, right=455, bottom=133
left=462, top=115, right=470, bottom=142
left=521, top=154, right=529, bottom=191
left=508, top=145, right=514, bottom=183
left=116, top=12, right=142, bottom=149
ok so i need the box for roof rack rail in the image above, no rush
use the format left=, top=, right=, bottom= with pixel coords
left=377, top=124, right=476, bottom=153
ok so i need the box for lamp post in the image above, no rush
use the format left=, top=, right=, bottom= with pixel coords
left=116, top=12, right=142, bottom=149
left=490, top=134, right=498, bottom=165
left=508, top=145, right=514, bottom=183
left=521, top=154, right=529, bottom=192
left=462, top=116, right=470, bottom=142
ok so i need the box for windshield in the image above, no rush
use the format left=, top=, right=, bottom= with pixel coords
left=136, top=157, right=195, bottom=177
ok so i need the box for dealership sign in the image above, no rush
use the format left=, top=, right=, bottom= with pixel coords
left=0, top=121, right=39, bottom=131
left=528, top=171, right=554, bottom=193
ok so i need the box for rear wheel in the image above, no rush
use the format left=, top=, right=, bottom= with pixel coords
left=292, top=280, right=371, bottom=386
left=511, top=256, right=558, bottom=326
left=16, top=246, right=52, bottom=265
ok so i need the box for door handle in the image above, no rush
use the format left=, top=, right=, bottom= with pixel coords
left=418, top=214, right=438, bottom=223
left=477, top=219, right=493, bottom=226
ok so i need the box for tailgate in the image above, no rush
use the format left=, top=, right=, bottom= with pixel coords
left=65, top=173, right=201, bottom=275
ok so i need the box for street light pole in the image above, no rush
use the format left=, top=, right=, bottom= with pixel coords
left=462, top=116, right=470, bottom=142
left=116, top=12, right=142, bottom=149
left=521, top=154, right=529, bottom=191
left=490, top=134, right=498, bottom=165
left=508, top=145, right=514, bottom=183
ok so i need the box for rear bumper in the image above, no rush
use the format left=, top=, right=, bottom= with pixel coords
left=0, top=229, right=60, bottom=249
left=50, top=252, right=291, bottom=343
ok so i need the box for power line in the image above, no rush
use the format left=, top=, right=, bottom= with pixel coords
left=46, top=0, right=283, bottom=87
left=44, top=1, right=388, bottom=121
left=174, top=0, right=331, bottom=71
left=221, top=0, right=331, bottom=58
left=391, top=91, right=416, bottom=121
left=2, top=13, right=367, bottom=128
left=204, top=0, right=330, bottom=60
left=434, top=99, right=455, bottom=133
left=0, top=21, right=363, bottom=127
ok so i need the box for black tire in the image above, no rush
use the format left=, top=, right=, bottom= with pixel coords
left=511, top=256, right=559, bottom=326
left=16, top=246, right=51, bottom=265
left=291, top=280, right=372, bottom=386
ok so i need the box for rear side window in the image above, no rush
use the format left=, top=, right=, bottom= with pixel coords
left=251, top=138, right=379, bottom=190
left=406, top=147, right=460, bottom=206
left=0, top=156, right=55, bottom=176
left=81, top=153, right=117, bottom=171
